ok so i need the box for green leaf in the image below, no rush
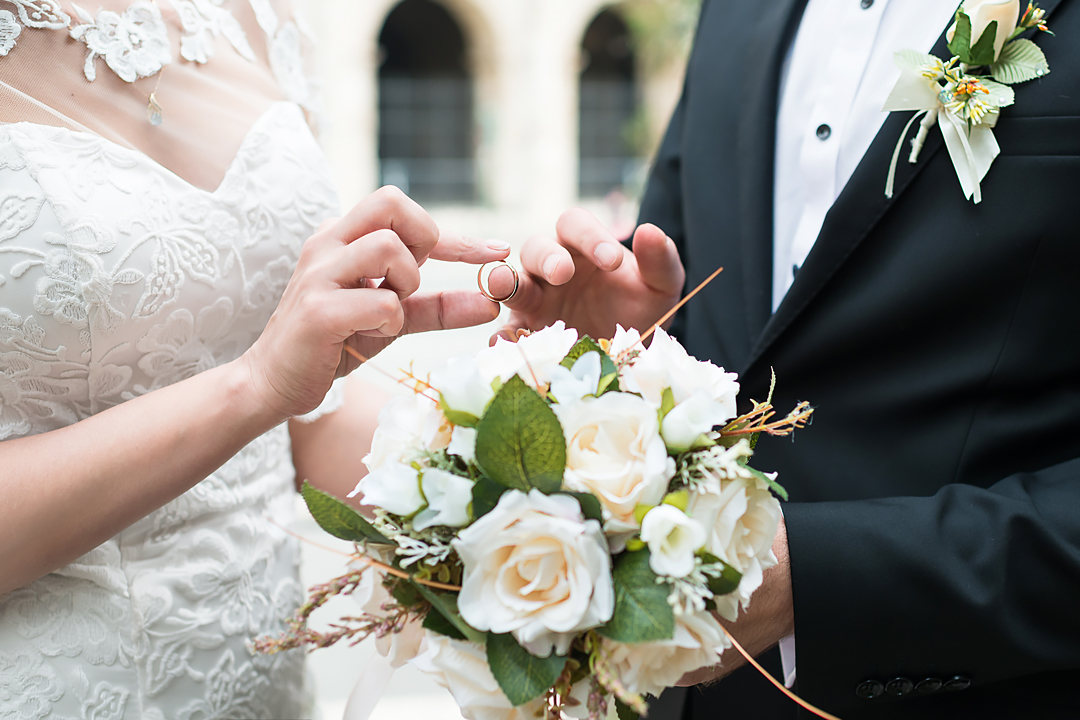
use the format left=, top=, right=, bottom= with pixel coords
left=300, top=481, right=390, bottom=544
left=991, top=38, right=1050, bottom=84
left=699, top=552, right=743, bottom=596
left=560, top=491, right=604, bottom=523
left=471, top=475, right=507, bottom=520
left=486, top=632, right=567, bottom=706
left=422, top=607, right=467, bottom=640
left=982, top=78, right=1016, bottom=109
left=658, top=387, right=676, bottom=423
left=947, top=10, right=973, bottom=60
left=741, top=462, right=789, bottom=502
left=475, top=375, right=566, bottom=494
left=411, top=583, right=486, bottom=645
left=598, top=549, right=675, bottom=643
left=615, top=699, right=641, bottom=720
left=439, top=396, right=480, bottom=428
left=561, top=337, right=620, bottom=393
left=968, top=19, right=1000, bottom=66
left=390, top=579, right=422, bottom=607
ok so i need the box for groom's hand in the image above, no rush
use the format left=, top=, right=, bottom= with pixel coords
left=678, top=517, right=795, bottom=687
left=489, top=209, right=685, bottom=341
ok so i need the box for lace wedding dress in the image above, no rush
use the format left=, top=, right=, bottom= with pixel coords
left=0, top=2, right=339, bottom=717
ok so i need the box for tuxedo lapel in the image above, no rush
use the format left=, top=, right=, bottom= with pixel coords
left=733, top=0, right=809, bottom=347
left=742, top=0, right=1067, bottom=376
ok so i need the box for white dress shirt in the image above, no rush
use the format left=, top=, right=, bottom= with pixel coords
left=771, top=0, right=958, bottom=685
left=773, top=0, right=958, bottom=311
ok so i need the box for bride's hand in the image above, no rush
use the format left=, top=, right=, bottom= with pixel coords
left=242, top=186, right=508, bottom=420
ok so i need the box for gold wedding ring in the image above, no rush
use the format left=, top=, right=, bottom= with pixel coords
left=477, top=261, right=519, bottom=303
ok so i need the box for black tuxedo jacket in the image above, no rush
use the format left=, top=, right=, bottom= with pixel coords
left=639, top=1, right=1080, bottom=718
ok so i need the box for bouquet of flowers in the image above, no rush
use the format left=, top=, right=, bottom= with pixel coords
left=256, top=322, right=811, bottom=719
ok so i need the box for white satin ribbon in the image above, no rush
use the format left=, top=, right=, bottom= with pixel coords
left=342, top=656, right=397, bottom=720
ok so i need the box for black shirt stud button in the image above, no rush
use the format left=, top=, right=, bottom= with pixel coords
left=855, top=680, right=885, bottom=700
left=816, top=123, right=832, bottom=141
left=944, top=676, right=973, bottom=692
left=860, top=0, right=874, bottom=8
left=885, top=677, right=914, bottom=697
left=915, top=678, right=944, bottom=695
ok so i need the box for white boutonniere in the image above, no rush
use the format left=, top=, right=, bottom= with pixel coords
left=884, top=1, right=1053, bottom=203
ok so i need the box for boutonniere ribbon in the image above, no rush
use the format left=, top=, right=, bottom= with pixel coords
left=884, top=0, right=1053, bottom=204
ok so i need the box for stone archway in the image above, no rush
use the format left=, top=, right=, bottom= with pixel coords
left=577, top=6, right=642, bottom=199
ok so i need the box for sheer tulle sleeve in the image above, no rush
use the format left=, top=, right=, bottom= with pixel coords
left=0, top=0, right=318, bottom=193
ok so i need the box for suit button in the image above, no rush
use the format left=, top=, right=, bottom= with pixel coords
left=885, top=677, right=914, bottom=697
left=944, top=676, right=973, bottom=692
left=914, top=678, right=943, bottom=695
left=855, top=680, right=884, bottom=699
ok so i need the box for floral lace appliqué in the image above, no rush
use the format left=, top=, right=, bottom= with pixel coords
left=69, top=2, right=171, bottom=82
left=0, top=9, right=22, bottom=55
left=172, top=0, right=254, bottom=64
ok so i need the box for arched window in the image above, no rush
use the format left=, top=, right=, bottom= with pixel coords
left=578, top=9, right=641, bottom=199
left=378, top=0, right=476, bottom=203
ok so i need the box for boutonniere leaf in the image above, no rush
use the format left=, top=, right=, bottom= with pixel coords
left=990, top=38, right=1050, bottom=83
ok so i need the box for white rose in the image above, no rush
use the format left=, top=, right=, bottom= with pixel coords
left=454, top=490, right=614, bottom=657
left=555, top=392, right=675, bottom=539
left=687, top=468, right=781, bottom=621
left=351, top=462, right=423, bottom=516
left=412, top=633, right=546, bottom=720
left=948, top=0, right=1020, bottom=61
left=603, top=609, right=730, bottom=698
left=360, top=393, right=453, bottom=474
left=622, top=328, right=739, bottom=427
left=412, top=468, right=474, bottom=531
left=476, top=321, right=579, bottom=390
left=640, top=505, right=707, bottom=578
left=430, top=355, right=496, bottom=419
left=548, top=351, right=601, bottom=405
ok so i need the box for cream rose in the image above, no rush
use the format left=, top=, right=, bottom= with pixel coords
left=948, top=0, right=1020, bottom=61
left=411, top=633, right=546, bottom=720
left=603, top=609, right=730, bottom=698
left=555, top=392, right=675, bottom=539
left=687, top=462, right=781, bottom=621
left=453, top=490, right=614, bottom=657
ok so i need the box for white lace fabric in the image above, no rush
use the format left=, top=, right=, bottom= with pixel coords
left=0, top=2, right=341, bottom=717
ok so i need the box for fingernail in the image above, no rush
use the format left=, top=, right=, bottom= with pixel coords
left=542, top=255, right=561, bottom=280
left=594, top=243, right=619, bottom=267
left=486, top=239, right=511, bottom=252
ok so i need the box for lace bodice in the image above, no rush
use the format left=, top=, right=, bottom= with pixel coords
left=0, top=3, right=341, bottom=715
